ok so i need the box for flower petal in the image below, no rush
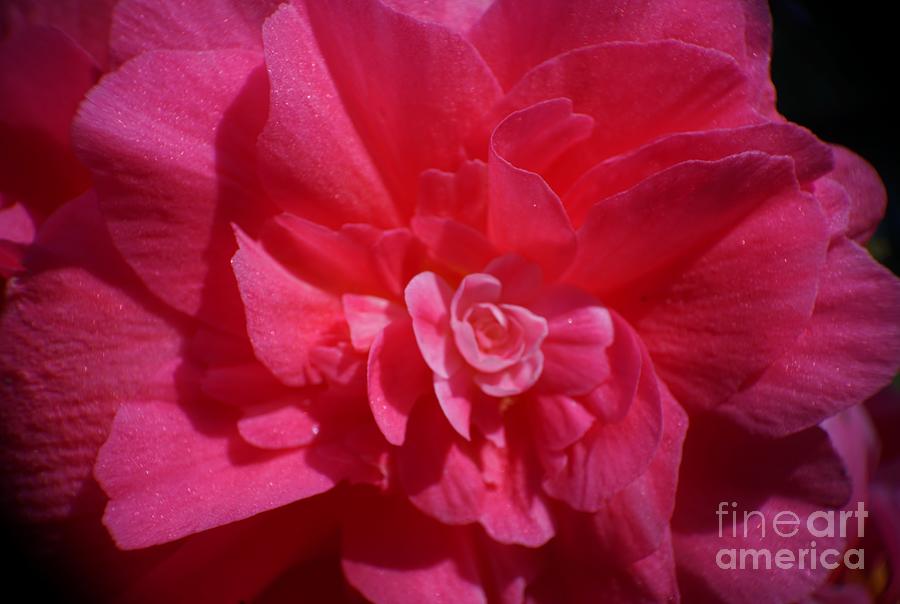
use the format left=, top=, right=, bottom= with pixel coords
left=529, top=395, right=596, bottom=451
left=367, top=318, right=432, bottom=446
left=829, top=145, right=887, bottom=243
left=717, top=237, right=900, bottom=436
left=95, top=400, right=337, bottom=549
left=433, top=371, right=475, bottom=441
left=231, top=227, right=344, bottom=387
left=342, top=294, right=405, bottom=353
left=237, top=399, right=321, bottom=450
left=258, top=3, right=397, bottom=228
left=405, top=272, right=463, bottom=378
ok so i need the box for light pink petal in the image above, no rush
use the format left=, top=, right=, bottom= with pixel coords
left=478, top=436, right=555, bottom=547
left=258, top=3, right=397, bottom=228
left=95, top=400, right=337, bottom=549
left=367, top=318, right=432, bottom=446
left=471, top=0, right=772, bottom=99
left=502, top=305, right=549, bottom=355
left=487, top=103, right=577, bottom=276
left=0, top=194, right=185, bottom=524
left=381, top=0, right=492, bottom=32
left=237, top=399, right=321, bottom=450
left=565, top=122, right=833, bottom=225
left=542, top=347, right=663, bottom=512
left=717, top=237, right=900, bottom=436
left=303, top=0, right=501, bottom=209
left=434, top=371, right=475, bottom=441
left=530, top=285, right=613, bottom=396
left=673, top=419, right=851, bottom=603
left=73, top=49, right=268, bottom=330
left=232, top=227, right=344, bottom=387
left=262, top=214, right=385, bottom=296
left=829, top=145, right=887, bottom=243
left=405, top=272, right=462, bottom=378
left=342, top=495, right=486, bottom=604
left=411, top=216, right=497, bottom=276
left=473, top=353, right=544, bottom=397
left=484, top=254, right=543, bottom=305
left=489, top=41, right=755, bottom=191
left=590, top=154, right=828, bottom=410
left=451, top=273, right=503, bottom=322
left=0, top=200, right=35, bottom=245
left=342, top=294, right=405, bottom=352
left=581, top=311, right=642, bottom=422
left=0, top=25, right=94, bottom=209
left=529, top=395, right=595, bottom=451
left=110, top=0, right=279, bottom=63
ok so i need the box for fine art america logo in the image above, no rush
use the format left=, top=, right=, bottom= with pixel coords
left=715, top=501, right=867, bottom=571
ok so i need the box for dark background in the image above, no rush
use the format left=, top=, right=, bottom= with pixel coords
left=770, top=0, right=898, bottom=275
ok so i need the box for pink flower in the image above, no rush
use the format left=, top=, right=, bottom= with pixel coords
left=1, top=1, right=899, bottom=603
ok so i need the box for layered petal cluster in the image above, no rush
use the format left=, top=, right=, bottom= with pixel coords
left=1, top=1, right=899, bottom=603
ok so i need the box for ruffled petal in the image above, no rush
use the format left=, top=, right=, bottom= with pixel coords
left=405, top=271, right=463, bottom=378
left=828, top=145, right=887, bottom=243
left=342, top=294, right=405, bottom=353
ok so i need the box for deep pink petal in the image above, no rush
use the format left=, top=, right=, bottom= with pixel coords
left=200, top=362, right=285, bottom=408
left=237, top=399, right=321, bottom=450
left=564, top=122, right=833, bottom=225
left=580, top=311, right=642, bottom=422
left=411, top=216, right=497, bottom=276
left=380, top=0, right=492, bottom=32
left=0, top=194, right=185, bottom=524
left=398, top=402, right=486, bottom=525
left=0, top=25, right=95, bottom=209
left=829, top=145, right=887, bottom=243
left=258, top=3, right=398, bottom=228
left=599, top=154, right=828, bottom=411
left=542, top=347, right=663, bottom=512
left=95, top=400, right=337, bottom=549
left=814, top=177, right=852, bottom=240
left=342, top=494, right=486, bottom=604
left=484, top=254, right=543, bottom=305
left=416, top=160, right=488, bottom=230
left=489, top=41, right=755, bottom=190
left=110, top=0, right=279, bottom=63
left=672, top=419, right=851, bottom=603
left=471, top=0, right=772, bottom=101
left=232, top=227, right=344, bottom=387
left=434, top=371, right=475, bottom=441
left=342, top=294, right=405, bottom=352
left=73, top=49, right=269, bottom=330
left=717, top=237, right=900, bottom=436
left=529, top=395, right=595, bottom=451
left=487, top=103, right=577, bottom=275
left=530, top=285, right=613, bottom=396
left=303, top=0, right=501, bottom=210
left=367, top=318, right=432, bottom=446
left=405, top=271, right=462, bottom=378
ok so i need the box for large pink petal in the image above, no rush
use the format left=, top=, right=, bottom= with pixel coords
left=232, top=227, right=345, bottom=387
left=489, top=41, right=756, bottom=190
left=602, top=155, right=828, bottom=411
left=471, top=0, right=772, bottom=99
left=367, top=318, right=432, bottom=446
left=95, top=399, right=339, bottom=549
left=716, top=237, right=900, bottom=436
left=0, top=25, right=95, bottom=210
left=109, top=0, right=279, bottom=63
left=342, top=494, right=486, bottom=604
left=303, top=0, right=501, bottom=210
left=530, top=285, right=613, bottom=396
left=672, top=419, right=851, bottom=603
left=73, top=49, right=270, bottom=330
left=258, top=3, right=397, bottom=228
left=564, top=122, right=833, bottom=225
left=541, top=346, right=663, bottom=512
left=487, top=102, right=577, bottom=275
left=405, top=271, right=463, bottom=378
left=0, top=194, right=185, bottom=524
left=828, top=145, right=887, bottom=243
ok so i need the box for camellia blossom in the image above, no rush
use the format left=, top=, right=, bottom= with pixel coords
left=1, top=0, right=899, bottom=602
